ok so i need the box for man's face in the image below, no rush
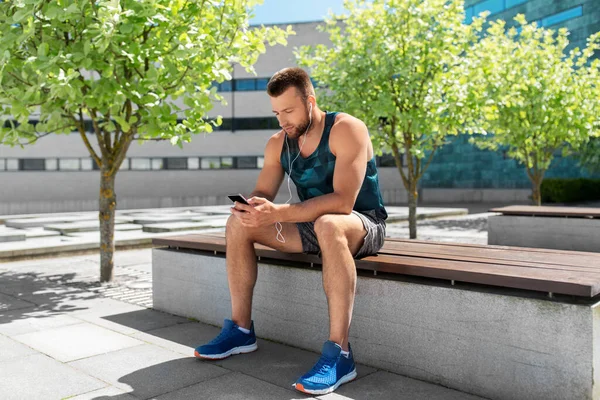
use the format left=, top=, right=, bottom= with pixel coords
left=270, top=87, right=311, bottom=140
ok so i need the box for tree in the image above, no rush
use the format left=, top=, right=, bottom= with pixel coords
left=469, top=15, right=600, bottom=206
left=0, top=0, right=292, bottom=281
left=297, top=0, right=484, bottom=239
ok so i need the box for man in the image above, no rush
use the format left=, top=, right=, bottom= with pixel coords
left=194, top=67, right=387, bottom=395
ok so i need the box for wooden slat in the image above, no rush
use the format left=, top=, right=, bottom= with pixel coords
left=152, top=235, right=600, bottom=297
left=490, top=205, right=600, bottom=218
left=384, top=237, right=600, bottom=257
left=380, top=241, right=600, bottom=270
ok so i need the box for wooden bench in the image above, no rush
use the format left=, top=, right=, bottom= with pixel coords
left=488, top=205, right=600, bottom=252
left=152, top=233, right=600, bottom=400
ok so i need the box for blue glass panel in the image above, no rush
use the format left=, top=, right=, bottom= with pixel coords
left=465, top=6, right=473, bottom=24
left=473, top=0, right=504, bottom=16
left=505, top=0, right=527, bottom=8
left=541, top=6, right=582, bottom=27
left=219, top=81, right=232, bottom=92
left=256, top=78, right=269, bottom=91
left=235, top=79, right=256, bottom=91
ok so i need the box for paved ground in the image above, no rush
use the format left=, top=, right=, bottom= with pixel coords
left=0, top=211, right=493, bottom=400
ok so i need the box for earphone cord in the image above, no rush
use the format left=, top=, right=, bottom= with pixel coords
left=275, top=108, right=313, bottom=243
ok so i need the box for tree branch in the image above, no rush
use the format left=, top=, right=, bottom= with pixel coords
left=77, top=110, right=102, bottom=167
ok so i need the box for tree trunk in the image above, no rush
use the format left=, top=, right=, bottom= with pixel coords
left=408, top=179, right=418, bottom=239
left=99, top=170, right=117, bottom=282
left=531, top=176, right=542, bottom=206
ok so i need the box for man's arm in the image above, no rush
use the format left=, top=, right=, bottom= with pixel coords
left=249, top=133, right=285, bottom=202
left=275, top=117, right=370, bottom=223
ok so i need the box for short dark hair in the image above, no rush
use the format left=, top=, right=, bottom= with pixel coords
left=267, top=68, right=315, bottom=101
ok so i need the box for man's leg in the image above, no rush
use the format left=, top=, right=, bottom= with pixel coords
left=225, top=215, right=304, bottom=329
left=313, top=214, right=366, bottom=351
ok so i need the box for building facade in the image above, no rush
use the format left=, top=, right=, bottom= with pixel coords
left=0, top=1, right=597, bottom=215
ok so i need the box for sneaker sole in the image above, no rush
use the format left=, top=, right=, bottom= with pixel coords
left=293, top=368, right=357, bottom=395
left=194, top=343, right=258, bottom=360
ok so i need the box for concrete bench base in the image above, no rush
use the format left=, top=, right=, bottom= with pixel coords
left=488, top=215, right=600, bottom=252
left=152, top=248, right=600, bottom=400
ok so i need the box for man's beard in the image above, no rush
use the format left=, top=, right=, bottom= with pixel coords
left=284, top=110, right=311, bottom=139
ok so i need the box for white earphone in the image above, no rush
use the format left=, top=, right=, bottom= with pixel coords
left=276, top=102, right=313, bottom=243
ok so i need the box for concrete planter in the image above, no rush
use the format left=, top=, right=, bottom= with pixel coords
left=153, top=248, right=600, bottom=400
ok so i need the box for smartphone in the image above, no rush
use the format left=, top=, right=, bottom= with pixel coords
left=228, top=194, right=250, bottom=206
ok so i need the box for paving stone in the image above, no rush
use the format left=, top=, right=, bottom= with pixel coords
left=75, top=308, right=188, bottom=336
left=13, top=322, right=144, bottom=362
left=0, top=292, right=36, bottom=313
left=0, top=310, right=82, bottom=337
left=154, top=371, right=314, bottom=400
left=130, top=321, right=221, bottom=356
left=69, top=344, right=229, bottom=399
left=0, top=353, right=106, bottom=400
left=323, top=370, right=486, bottom=400
left=0, top=334, right=37, bottom=362
left=67, top=386, right=138, bottom=400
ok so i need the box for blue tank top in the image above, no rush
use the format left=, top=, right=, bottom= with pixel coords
left=280, top=111, right=387, bottom=220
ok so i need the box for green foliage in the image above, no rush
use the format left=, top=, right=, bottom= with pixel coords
left=468, top=15, right=600, bottom=190
left=541, top=178, right=600, bottom=203
left=296, top=0, right=484, bottom=186
left=0, top=0, right=292, bottom=155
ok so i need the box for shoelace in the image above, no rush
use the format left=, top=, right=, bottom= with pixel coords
left=208, top=328, right=235, bottom=345
left=310, top=355, right=336, bottom=376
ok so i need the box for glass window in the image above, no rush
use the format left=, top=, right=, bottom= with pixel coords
left=81, top=158, right=94, bottom=171
left=237, top=156, right=257, bottom=169
left=188, top=157, right=200, bottom=170
left=0, top=159, right=5, bottom=171
left=235, top=79, right=256, bottom=91
left=541, top=6, right=582, bottom=27
left=59, top=158, right=80, bottom=171
left=219, top=81, right=232, bottom=92
left=119, top=159, right=129, bottom=170
left=473, top=0, right=504, bottom=16
left=464, top=6, right=473, bottom=24
left=46, top=159, right=58, bottom=171
left=221, top=157, right=234, bottom=169
left=131, top=158, right=151, bottom=170
left=165, top=157, right=188, bottom=170
left=201, top=157, right=221, bottom=169
left=257, top=157, right=265, bottom=169
left=377, top=154, right=397, bottom=167
left=505, top=0, right=527, bottom=8
left=256, top=78, right=269, bottom=91
left=6, top=159, right=18, bottom=171
left=151, top=158, right=164, bottom=170
left=20, top=158, right=45, bottom=171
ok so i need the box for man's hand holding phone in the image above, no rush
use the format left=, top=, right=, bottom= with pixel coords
left=228, top=194, right=280, bottom=228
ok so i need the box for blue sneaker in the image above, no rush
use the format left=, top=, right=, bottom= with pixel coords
left=293, top=340, right=357, bottom=395
left=194, top=319, right=257, bottom=360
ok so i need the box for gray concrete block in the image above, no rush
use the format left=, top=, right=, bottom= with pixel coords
left=0, top=232, right=25, bottom=243
left=143, top=221, right=215, bottom=233
left=0, top=353, right=106, bottom=400
left=488, top=215, right=600, bottom=252
left=152, top=249, right=600, bottom=400
left=13, top=322, right=144, bottom=362
left=69, top=344, right=229, bottom=399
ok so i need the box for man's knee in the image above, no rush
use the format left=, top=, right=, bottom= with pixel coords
left=314, top=215, right=347, bottom=246
left=226, top=215, right=249, bottom=240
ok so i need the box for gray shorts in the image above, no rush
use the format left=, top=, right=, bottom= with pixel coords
left=296, top=210, right=386, bottom=259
